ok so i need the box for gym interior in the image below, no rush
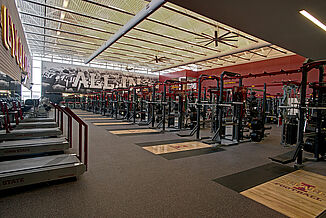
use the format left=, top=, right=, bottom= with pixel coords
left=1, top=0, right=326, bottom=217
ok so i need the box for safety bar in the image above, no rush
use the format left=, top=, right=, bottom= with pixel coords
left=225, top=69, right=301, bottom=80
left=303, top=60, right=326, bottom=71
left=52, top=103, right=88, bottom=171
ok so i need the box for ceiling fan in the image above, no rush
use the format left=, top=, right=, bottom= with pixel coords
left=125, top=66, right=134, bottom=71
left=150, top=56, right=171, bottom=63
left=196, top=30, right=238, bottom=48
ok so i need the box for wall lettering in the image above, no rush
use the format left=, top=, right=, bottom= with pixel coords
left=1, top=5, right=31, bottom=80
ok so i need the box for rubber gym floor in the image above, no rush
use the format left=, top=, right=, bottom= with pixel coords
left=1, top=110, right=326, bottom=217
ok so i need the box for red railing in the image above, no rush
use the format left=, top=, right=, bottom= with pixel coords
left=52, top=103, right=88, bottom=171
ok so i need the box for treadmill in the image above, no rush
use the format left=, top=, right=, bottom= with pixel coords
left=0, top=137, right=69, bottom=157
left=12, top=121, right=58, bottom=129
left=0, top=104, right=86, bottom=190
left=0, top=154, right=85, bottom=190
left=20, top=117, right=55, bottom=123
left=0, top=128, right=62, bottom=141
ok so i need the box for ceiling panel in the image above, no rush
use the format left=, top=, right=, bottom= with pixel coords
left=16, top=0, right=295, bottom=73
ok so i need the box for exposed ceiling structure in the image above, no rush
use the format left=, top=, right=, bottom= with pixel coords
left=16, top=0, right=294, bottom=74
left=169, top=0, right=326, bottom=62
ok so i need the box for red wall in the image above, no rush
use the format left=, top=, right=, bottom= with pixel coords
left=159, top=70, right=187, bottom=82
left=160, top=55, right=325, bottom=95
left=159, top=69, right=198, bottom=81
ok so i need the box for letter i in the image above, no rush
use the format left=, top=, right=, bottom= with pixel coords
left=1, top=5, right=9, bottom=49
left=11, top=21, right=16, bottom=58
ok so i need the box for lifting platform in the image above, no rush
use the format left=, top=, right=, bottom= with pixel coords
left=269, top=150, right=297, bottom=164
left=0, top=154, right=85, bottom=191
left=0, top=137, right=69, bottom=157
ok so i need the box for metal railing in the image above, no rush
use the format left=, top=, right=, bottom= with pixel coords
left=52, top=103, right=88, bottom=170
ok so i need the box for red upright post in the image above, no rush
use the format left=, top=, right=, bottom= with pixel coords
left=1, top=103, right=10, bottom=133
left=18, top=102, right=24, bottom=120
left=68, top=117, right=72, bottom=148
left=54, top=106, right=57, bottom=123
left=5, top=104, right=12, bottom=130
left=57, top=108, right=59, bottom=124
left=79, top=123, right=82, bottom=161
left=84, top=125, right=88, bottom=171
left=60, top=111, right=63, bottom=132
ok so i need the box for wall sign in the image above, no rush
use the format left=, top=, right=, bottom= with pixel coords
left=42, top=61, right=158, bottom=94
left=1, top=5, right=31, bottom=84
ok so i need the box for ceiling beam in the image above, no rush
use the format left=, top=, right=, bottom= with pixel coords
left=22, top=21, right=204, bottom=56
left=24, top=30, right=193, bottom=60
left=160, top=3, right=258, bottom=43
left=27, top=38, right=184, bottom=63
left=29, top=45, right=162, bottom=67
left=28, top=38, right=151, bottom=59
left=154, top=42, right=272, bottom=72
left=20, top=11, right=194, bottom=59
left=82, top=0, right=239, bottom=49
left=86, top=0, right=167, bottom=63
left=22, top=0, right=220, bottom=54
left=29, top=44, right=166, bottom=68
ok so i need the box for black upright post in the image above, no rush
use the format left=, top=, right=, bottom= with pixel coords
left=100, top=92, right=103, bottom=114
left=218, top=74, right=225, bottom=141
left=178, top=94, right=183, bottom=129
left=152, top=85, right=156, bottom=128
left=133, top=88, right=137, bottom=124
left=238, top=78, right=244, bottom=140
left=162, top=83, right=167, bottom=131
left=262, top=83, right=267, bottom=137
left=196, top=78, right=202, bottom=140
left=140, top=94, right=144, bottom=122
left=109, top=94, right=112, bottom=116
left=296, top=67, right=308, bottom=166
left=104, top=93, right=107, bottom=116
left=167, top=88, right=172, bottom=128
left=214, top=79, right=219, bottom=133
left=126, top=90, right=130, bottom=120
left=236, top=78, right=243, bottom=141
left=203, top=87, right=207, bottom=128
left=147, top=95, right=151, bottom=124
left=115, top=91, right=118, bottom=120
left=315, top=66, right=324, bottom=159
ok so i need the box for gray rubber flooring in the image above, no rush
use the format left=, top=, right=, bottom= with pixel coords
left=1, top=109, right=326, bottom=217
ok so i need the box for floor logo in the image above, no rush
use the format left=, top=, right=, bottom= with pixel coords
left=170, top=145, right=189, bottom=149
left=273, top=181, right=325, bottom=202
left=293, top=182, right=315, bottom=192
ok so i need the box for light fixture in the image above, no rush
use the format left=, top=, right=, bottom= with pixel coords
left=60, top=12, right=66, bottom=20
left=299, top=10, right=326, bottom=32
left=63, top=0, right=69, bottom=8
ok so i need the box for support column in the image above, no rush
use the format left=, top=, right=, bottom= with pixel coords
left=315, top=66, right=324, bottom=159
left=133, top=89, right=137, bottom=124
left=295, top=67, right=308, bottom=166
left=196, top=78, right=202, bottom=140
left=162, top=83, right=167, bottom=131
left=152, top=85, right=156, bottom=128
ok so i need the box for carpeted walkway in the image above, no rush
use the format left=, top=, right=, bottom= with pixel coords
left=1, top=110, right=325, bottom=217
